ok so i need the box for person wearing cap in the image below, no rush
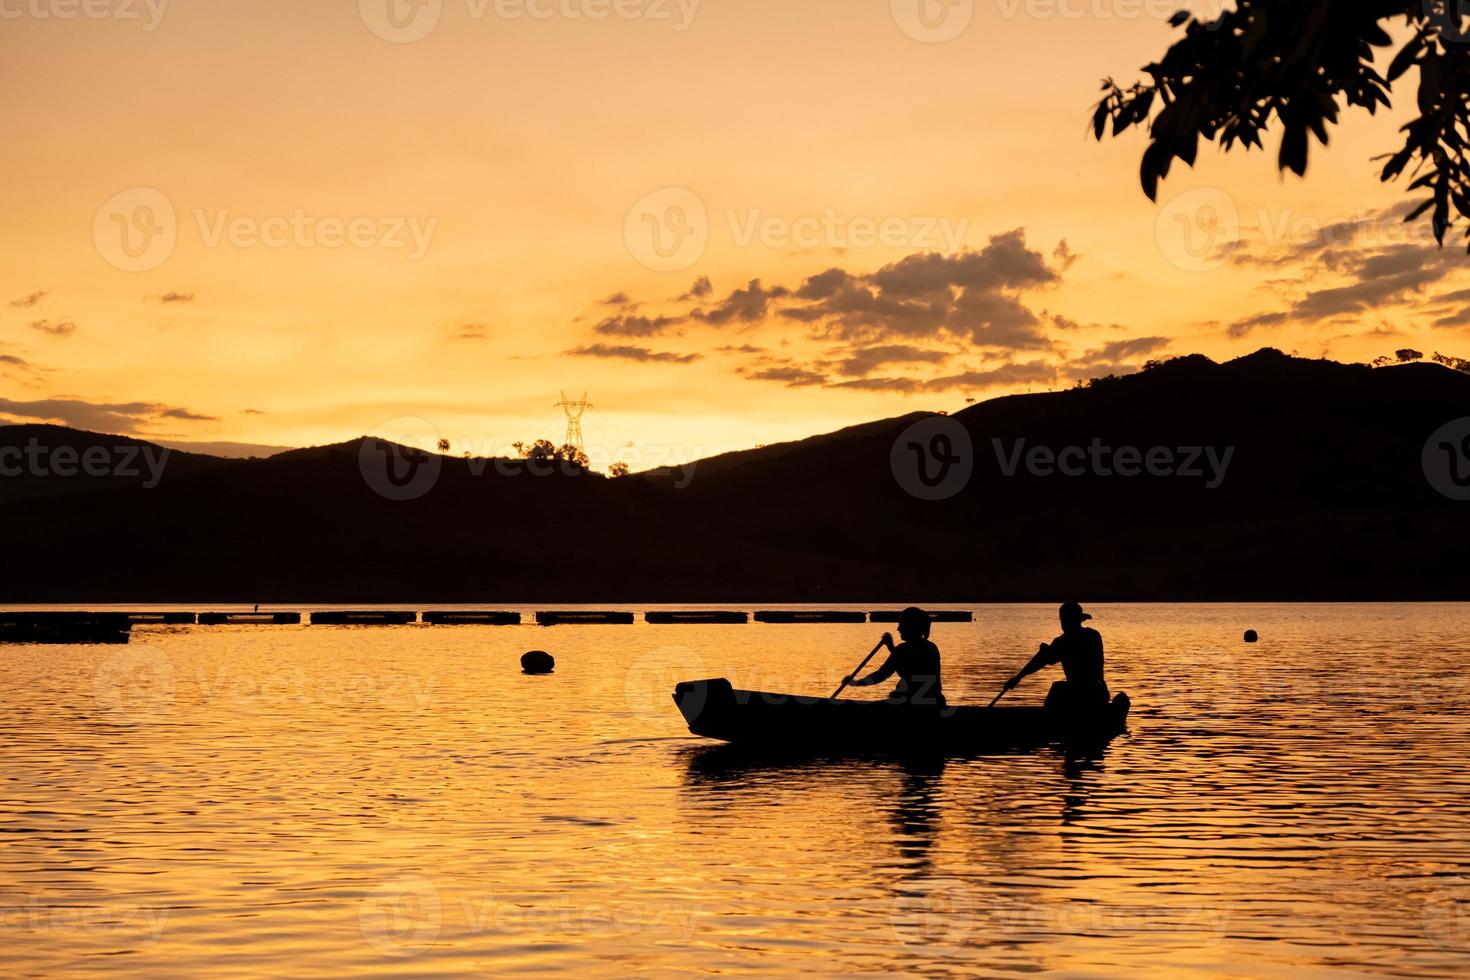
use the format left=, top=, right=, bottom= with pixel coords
left=846, top=606, right=947, bottom=712
left=1003, top=602, right=1109, bottom=710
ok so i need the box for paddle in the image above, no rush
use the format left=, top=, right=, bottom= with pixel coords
left=829, top=637, right=888, bottom=700
left=986, top=685, right=1011, bottom=709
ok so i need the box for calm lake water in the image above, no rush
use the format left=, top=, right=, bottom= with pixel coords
left=2, top=603, right=1469, bottom=977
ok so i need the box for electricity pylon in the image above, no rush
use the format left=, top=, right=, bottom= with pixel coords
left=554, top=391, right=591, bottom=451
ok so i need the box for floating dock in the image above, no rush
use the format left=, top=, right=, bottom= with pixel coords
left=198, top=612, right=302, bottom=625
left=535, top=611, right=637, bottom=626
left=1, top=608, right=974, bottom=634
left=310, top=611, right=417, bottom=625
left=753, top=611, right=868, bottom=624
left=125, top=612, right=198, bottom=624
left=422, top=611, right=522, bottom=626
left=0, top=613, right=133, bottom=645
left=869, top=610, right=973, bottom=623
left=645, top=611, right=750, bottom=624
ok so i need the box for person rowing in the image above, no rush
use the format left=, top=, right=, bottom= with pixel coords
left=1002, top=601, right=1110, bottom=711
left=841, top=606, right=947, bottom=712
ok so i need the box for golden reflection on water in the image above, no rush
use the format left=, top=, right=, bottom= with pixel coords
left=1, top=603, right=1468, bottom=976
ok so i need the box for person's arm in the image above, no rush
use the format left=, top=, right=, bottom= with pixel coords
left=849, top=634, right=897, bottom=687
left=1004, top=642, right=1059, bottom=690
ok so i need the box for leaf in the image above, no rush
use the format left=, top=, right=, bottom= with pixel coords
left=1405, top=199, right=1435, bottom=222
left=1418, top=54, right=1443, bottom=115
left=1140, top=145, right=1164, bottom=201
left=1380, top=144, right=1415, bottom=182
left=1387, top=35, right=1423, bottom=83
left=1279, top=123, right=1309, bottom=177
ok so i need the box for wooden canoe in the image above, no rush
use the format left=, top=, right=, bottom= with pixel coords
left=672, top=678, right=1129, bottom=753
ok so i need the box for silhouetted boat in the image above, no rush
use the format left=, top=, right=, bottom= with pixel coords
left=672, top=678, right=1129, bottom=753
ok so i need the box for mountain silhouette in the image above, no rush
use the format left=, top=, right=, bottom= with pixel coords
left=2, top=349, right=1466, bottom=601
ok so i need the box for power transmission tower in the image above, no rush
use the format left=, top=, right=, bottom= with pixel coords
left=554, top=391, right=592, bottom=451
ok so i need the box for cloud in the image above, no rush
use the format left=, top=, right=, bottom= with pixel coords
left=1048, top=313, right=1126, bottom=333
left=741, top=364, right=827, bottom=387
left=158, top=407, right=216, bottom=421
left=243, top=408, right=267, bottom=415
left=0, top=397, right=219, bottom=434
left=1065, top=336, right=1170, bottom=380
left=777, top=230, right=1062, bottom=349
left=825, top=376, right=924, bottom=393
left=1431, top=287, right=1470, bottom=305
left=1075, top=336, right=1170, bottom=366
left=594, top=313, right=686, bottom=337
left=1224, top=207, right=1467, bottom=333
left=455, top=323, right=488, bottom=340
left=1053, top=240, right=1079, bottom=271
left=1226, top=311, right=1291, bottom=338
left=0, top=347, right=46, bottom=384
left=8, top=290, right=47, bottom=309
left=588, top=230, right=1084, bottom=397
left=28, top=319, right=76, bottom=337
left=831, top=360, right=1059, bottom=394
left=928, top=361, right=1059, bottom=390
left=154, top=291, right=195, bottom=304
left=599, top=292, right=631, bottom=306
left=691, top=279, right=789, bottom=326
left=680, top=276, right=713, bottom=301
left=837, top=344, right=949, bottom=377
left=567, top=343, right=700, bottom=364
left=1294, top=255, right=1450, bottom=320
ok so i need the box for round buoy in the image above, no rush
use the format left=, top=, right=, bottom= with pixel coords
left=1243, top=630, right=1258, bottom=643
left=521, top=650, right=554, bottom=674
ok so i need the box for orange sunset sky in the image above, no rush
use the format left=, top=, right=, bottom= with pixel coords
left=2, top=1, right=1465, bottom=465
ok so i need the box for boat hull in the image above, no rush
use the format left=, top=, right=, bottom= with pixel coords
left=672, top=678, right=1129, bottom=754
